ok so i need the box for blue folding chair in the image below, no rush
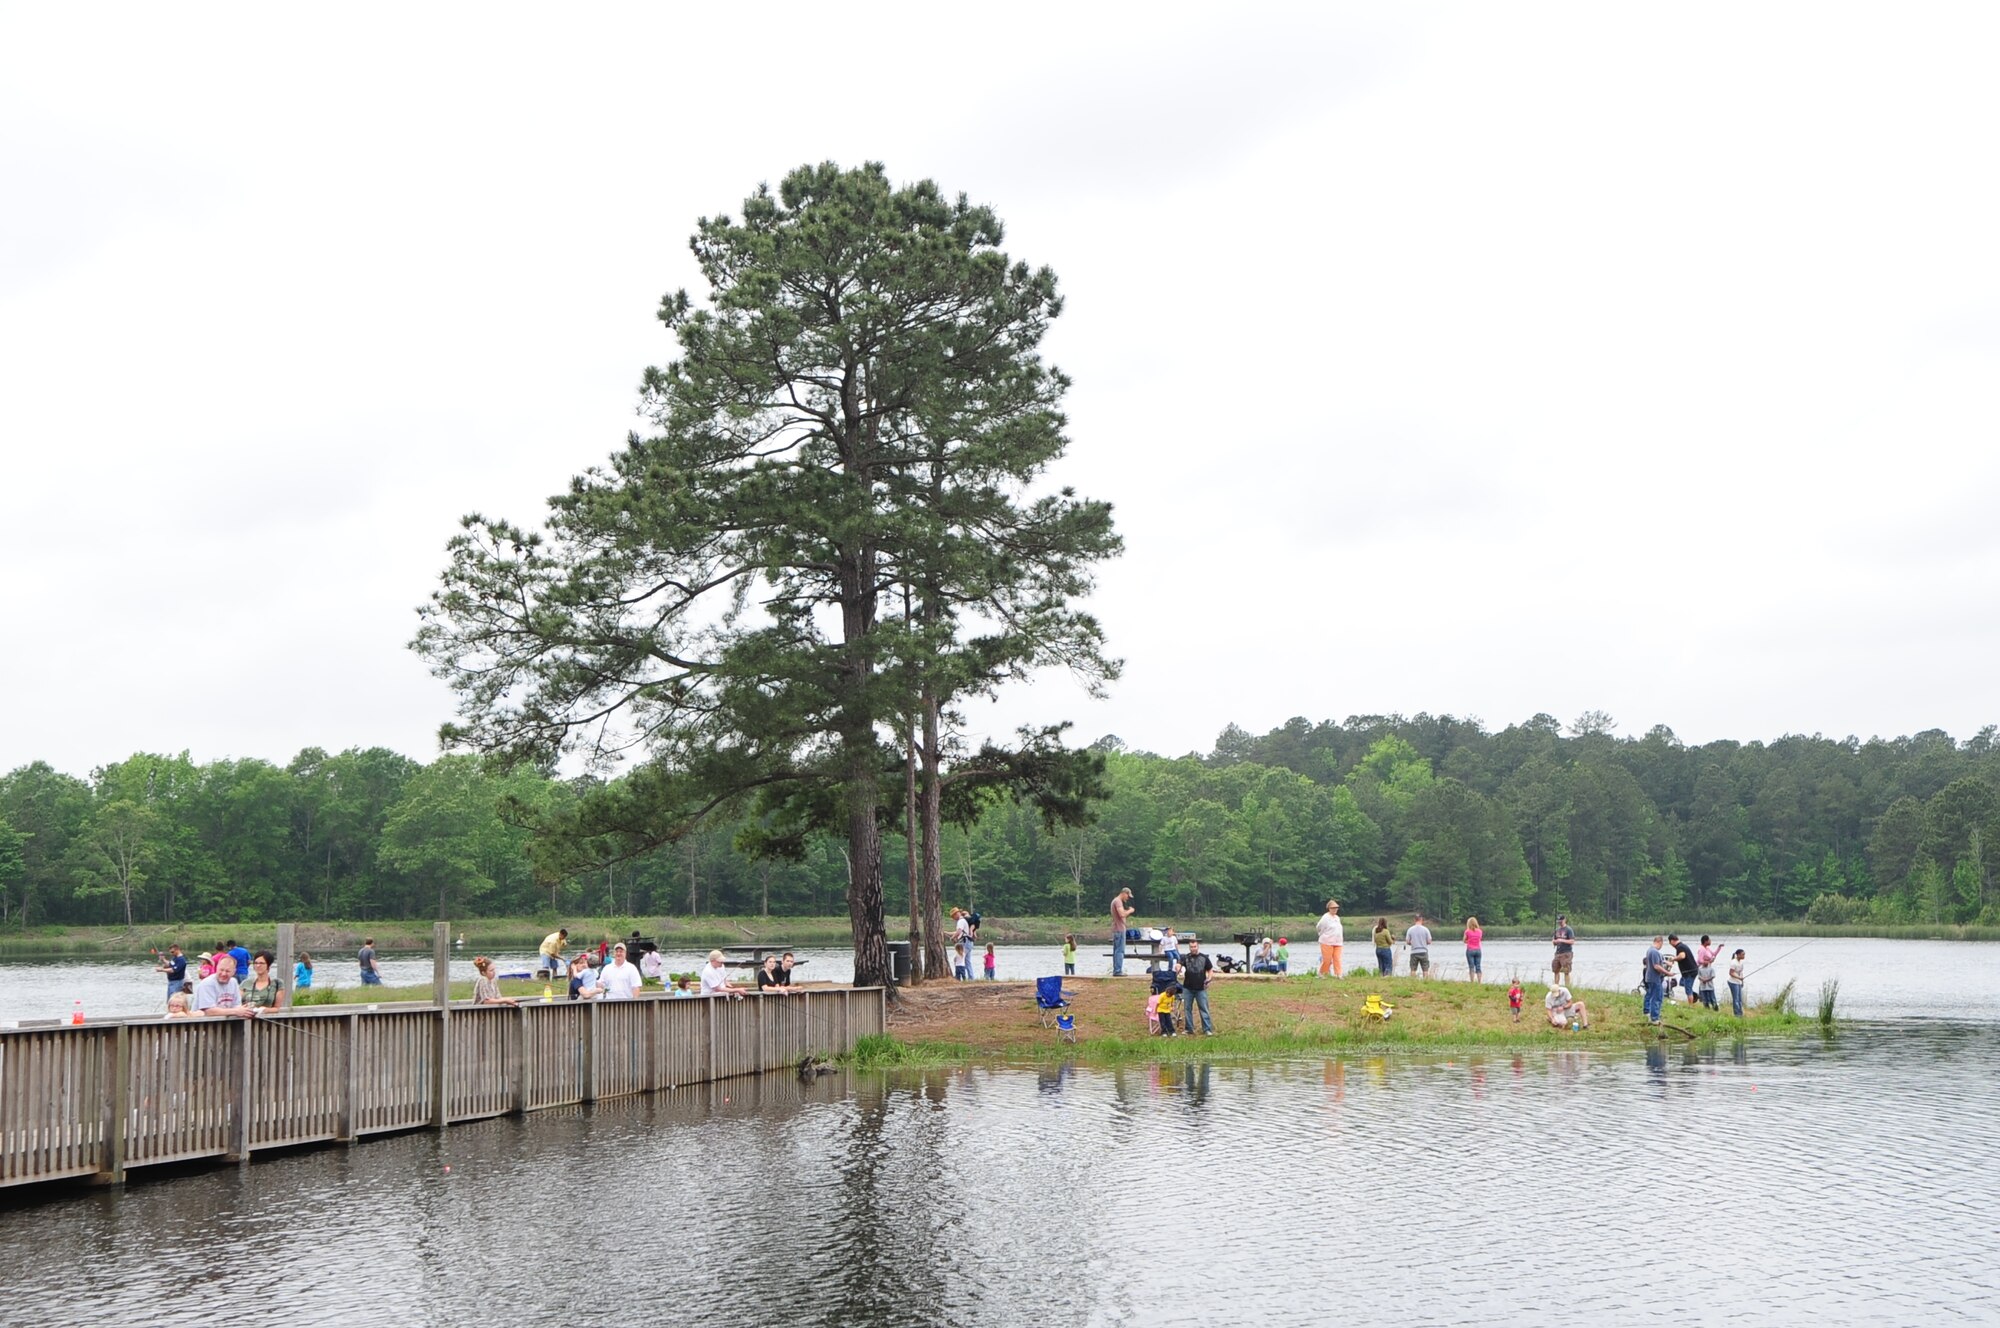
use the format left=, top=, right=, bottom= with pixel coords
left=1036, top=975, right=1071, bottom=1027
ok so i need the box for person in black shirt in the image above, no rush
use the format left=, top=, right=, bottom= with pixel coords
left=155, top=945, right=188, bottom=1003
left=1176, top=939, right=1217, bottom=1035
left=756, top=955, right=787, bottom=992
left=1670, top=934, right=1699, bottom=1005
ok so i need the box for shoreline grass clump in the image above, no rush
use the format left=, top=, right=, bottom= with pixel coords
left=1817, top=978, right=1840, bottom=1026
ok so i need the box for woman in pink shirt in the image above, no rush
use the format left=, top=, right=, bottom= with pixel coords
left=1462, top=916, right=1484, bottom=982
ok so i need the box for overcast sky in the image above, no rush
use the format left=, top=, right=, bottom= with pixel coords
left=5, top=2, right=1997, bottom=780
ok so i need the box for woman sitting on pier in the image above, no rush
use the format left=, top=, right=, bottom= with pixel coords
left=242, top=952, right=286, bottom=1010
left=473, top=956, right=519, bottom=1007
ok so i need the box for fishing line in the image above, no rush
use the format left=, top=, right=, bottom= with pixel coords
left=1742, top=938, right=1814, bottom=981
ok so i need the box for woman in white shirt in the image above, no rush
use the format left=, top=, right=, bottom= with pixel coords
left=1316, top=900, right=1345, bottom=978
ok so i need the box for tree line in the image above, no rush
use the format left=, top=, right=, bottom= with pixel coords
left=3, top=713, right=1994, bottom=930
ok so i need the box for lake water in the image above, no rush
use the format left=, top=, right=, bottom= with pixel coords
left=4, top=935, right=1998, bottom=1325
left=6, top=935, right=1997, bottom=1025
left=1, top=1022, right=1994, bottom=1325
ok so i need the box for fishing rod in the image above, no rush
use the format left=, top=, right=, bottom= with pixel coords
left=1742, top=938, right=1814, bottom=980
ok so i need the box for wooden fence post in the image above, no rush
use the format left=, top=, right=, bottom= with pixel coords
left=705, top=995, right=717, bottom=1081
left=431, top=1007, right=449, bottom=1129
left=581, top=1002, right=597, bottom=1105
left=274, top=924, right=295, bottom=1006
left=97, top=1024, right=128, bottom=1184
left=227, top=1018, right=251, bottom=1161
left=338, top=1012, right=358, bottom=1142
left=511, top=1005, right=528, bottom=1115
left=432, top=922, right=451, bottom=1007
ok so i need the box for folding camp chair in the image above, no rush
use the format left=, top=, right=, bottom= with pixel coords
left=1036, top=975, right=1071, bottom=1027
left=1055, top=1011, right=1077, bottom=1044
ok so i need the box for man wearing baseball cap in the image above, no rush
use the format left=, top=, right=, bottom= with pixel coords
left=1551, top=913, right=1575, bottom=985
left=598, top=942, right=644, bottom=1000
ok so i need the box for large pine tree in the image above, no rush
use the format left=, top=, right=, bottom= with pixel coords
left=414, top=162, right=1119, bottom=984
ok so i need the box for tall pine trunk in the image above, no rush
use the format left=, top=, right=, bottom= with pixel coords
left=839, top=529, right=890, bottom=989
left=919, top=688, right=948, bottom=982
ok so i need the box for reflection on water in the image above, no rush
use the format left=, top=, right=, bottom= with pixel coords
left=3, top=1025, right=1996, bottom=1326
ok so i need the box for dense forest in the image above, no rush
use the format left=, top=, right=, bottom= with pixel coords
left=3, top=713, right=1995, bottom=930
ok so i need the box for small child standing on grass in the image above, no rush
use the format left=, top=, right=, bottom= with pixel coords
left=1062, top=934, right=1077, bottom=976
left=983, top=943, right=996, bottom=980
left=1508, top=980, right=1524, bottom=1021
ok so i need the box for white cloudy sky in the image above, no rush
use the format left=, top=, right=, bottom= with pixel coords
left=4, top=2, right=1997, bottom=779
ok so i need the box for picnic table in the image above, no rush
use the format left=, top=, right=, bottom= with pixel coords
left=717, top=943, right=804, bottom=970
left=1100, top=933, right=1197, bottom=973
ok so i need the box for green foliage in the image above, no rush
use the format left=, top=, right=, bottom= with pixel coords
left=4, top=712, right=1999, bottom=929
left=845, top=1032, right=968, bottom=1066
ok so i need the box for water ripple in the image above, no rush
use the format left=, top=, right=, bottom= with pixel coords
left=2, top=1026, right=1997, bottom=1326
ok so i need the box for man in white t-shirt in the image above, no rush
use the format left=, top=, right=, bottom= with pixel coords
left=193, top=954, right=258, bottom=1018
left=699, top=950, right=744, bottom=1000
left=598, top=943, right=643, bottom=1000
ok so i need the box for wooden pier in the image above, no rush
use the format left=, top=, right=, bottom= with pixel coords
left=0, top=988, right=884, bottom=1190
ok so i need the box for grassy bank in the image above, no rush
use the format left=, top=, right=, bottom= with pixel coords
left=862, top=971, right=1804, bottom=1066
left=5, top=913, right=1992, bottom=960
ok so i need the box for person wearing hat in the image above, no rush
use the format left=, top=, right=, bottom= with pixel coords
left=1316, top=899, right=1345, bottom=978
left=1252, top=938, right=1280, bottom=973
left=1551, top=914, right=1576, bottom=986
left=598, top=942, right=643, bottom=1000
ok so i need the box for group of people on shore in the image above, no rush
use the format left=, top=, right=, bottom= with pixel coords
left=1641, top=933, right=1747, bottom=1022
left=949, top=908, right=1002, bottom=980
left=1107, top=891, right=1756, bottom=1031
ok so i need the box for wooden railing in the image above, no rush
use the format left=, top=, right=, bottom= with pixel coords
left=0, top=988, right=884, bottom=1189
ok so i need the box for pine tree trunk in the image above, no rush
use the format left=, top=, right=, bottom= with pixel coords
left=905, top=715, right=924, bottom=985
left=919, top=689, right=948, bottom=982
left=847, top=770, right=889, bottom=988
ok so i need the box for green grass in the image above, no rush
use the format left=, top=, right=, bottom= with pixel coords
left=844, top=1032, right=972, bottom=1067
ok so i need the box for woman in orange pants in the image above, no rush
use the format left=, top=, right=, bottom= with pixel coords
left=1316, top=899, right=1344, bottom=977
